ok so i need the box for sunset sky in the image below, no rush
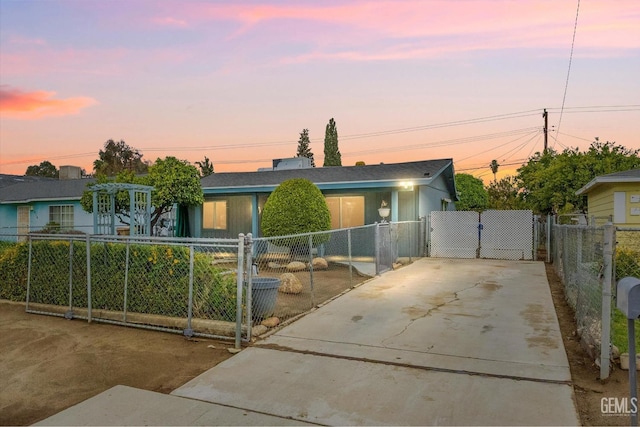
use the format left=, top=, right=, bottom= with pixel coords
left=1, top=0, right=638, bottom=182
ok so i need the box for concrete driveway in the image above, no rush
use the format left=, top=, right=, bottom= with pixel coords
left=39, top=258, right=580, bottom=426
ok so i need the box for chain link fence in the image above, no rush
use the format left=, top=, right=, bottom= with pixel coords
left=552, top=223, right=640, bottom=379
left=553, top=224, right=606, bottom=362
left=19, top=234, right=249, bottom=345
left=1, top=220, right=426, bottom=342
left=616, top=228, right=640, bottom=280
left=247, top=221, right=425, bottom=335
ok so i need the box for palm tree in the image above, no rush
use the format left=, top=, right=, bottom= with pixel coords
left=490, top=160, right=500, bottom=183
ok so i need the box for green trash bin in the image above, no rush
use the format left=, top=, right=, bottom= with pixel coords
left=251, top=277, right=280, bottom=319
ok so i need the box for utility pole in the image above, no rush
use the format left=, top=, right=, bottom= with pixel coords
left=543, top=109, right=548, bottom=153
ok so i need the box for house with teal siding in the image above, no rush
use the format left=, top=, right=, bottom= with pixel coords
left=192, top=159, right=458, bottom=239
left=0, top=170, right=95, bottom=241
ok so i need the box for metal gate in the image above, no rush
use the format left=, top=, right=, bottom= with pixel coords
left=430, top=211, right=479, bottom=258
left=430, top=210, right=533, bottom=260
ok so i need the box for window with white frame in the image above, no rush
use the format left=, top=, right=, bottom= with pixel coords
left=49, top=205, right=74, bottom=229
left=325, top=196, right=365, bottom=229
left=203, top=200, right=227, bottom=230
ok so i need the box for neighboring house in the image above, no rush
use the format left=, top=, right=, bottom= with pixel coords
left=0, top=167, right=95, bottom=241
left=576, top=169, right=640, bottom=226
left=193, top=158, right=457, bottom=239
left=0, top=174, right=51, bottom=189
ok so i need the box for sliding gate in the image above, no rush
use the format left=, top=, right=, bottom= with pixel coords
left=430, top=210, right=533, bottom=260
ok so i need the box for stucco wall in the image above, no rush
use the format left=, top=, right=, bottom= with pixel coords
left=0, top=201, right=94, bottom=241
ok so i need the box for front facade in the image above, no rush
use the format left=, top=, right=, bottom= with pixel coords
left=193, top=159, right=458, bottom=239
left=576, top=169, right=640, bottom=226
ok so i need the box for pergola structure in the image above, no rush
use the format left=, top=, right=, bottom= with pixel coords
left=91, top=183, right=154, bottom=236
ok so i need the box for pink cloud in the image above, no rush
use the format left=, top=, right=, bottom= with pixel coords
left=165, top=0, right=640, bottom=59
left=0, top=86, right=97, bottom=119
left=151, top=16, right=189, bottom=28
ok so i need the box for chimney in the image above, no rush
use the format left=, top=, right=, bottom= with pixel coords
left=59, top=165, right=82, bottom=180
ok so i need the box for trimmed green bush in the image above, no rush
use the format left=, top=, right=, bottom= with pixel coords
left=261, top=178, right=331, bottom=246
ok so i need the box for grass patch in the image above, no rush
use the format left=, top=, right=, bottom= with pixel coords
left=611, top=308, right=640, bottom=354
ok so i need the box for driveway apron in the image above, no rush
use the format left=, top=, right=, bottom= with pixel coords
left=174, top=258, right=580, bottom=425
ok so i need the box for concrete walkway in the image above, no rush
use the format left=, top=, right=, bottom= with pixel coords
left=37, top=258, right=580, bottom=426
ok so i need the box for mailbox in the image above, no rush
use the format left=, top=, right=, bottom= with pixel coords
left=617, top=277, right=640, bottom=319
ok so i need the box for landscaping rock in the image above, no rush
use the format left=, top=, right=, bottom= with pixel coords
left=252, top=325, right=268, bottom=336
left=286, top=261, right=306, bottom=272
left=311, top=257, right=328, bottom=270
left=261, top=317, right=280, bottom=328
left=279, top=272, right=303, bottom=294
left=267, top=261, right=282, bottom=269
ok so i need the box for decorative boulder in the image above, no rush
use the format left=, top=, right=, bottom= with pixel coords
left=279, top=272, right=303, bottom=294
left=286, top=261, right=306, bottom=272
left=311, top=257, right=328, bottom=270
left=261, top=317, right=280, bottom=328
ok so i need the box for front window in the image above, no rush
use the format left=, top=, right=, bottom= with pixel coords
left=326, top=196, right=364, bottom=229
left=203, top=200, right=227, bottom=230
left=49, top=205, right=74, bottom=230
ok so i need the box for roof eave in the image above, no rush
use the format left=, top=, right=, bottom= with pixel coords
left=576, top=177, right=640, bottom=195
left=203, top=177, right=437, bottom=195
left=0, top=197, right=82, bottom=204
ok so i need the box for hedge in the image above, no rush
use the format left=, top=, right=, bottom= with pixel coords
left=0, top=240, right=238, bottom=321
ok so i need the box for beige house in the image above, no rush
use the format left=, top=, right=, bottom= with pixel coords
left=576, top=169, right=640, bottom=248
left=576, top=169, right=640, bottom=226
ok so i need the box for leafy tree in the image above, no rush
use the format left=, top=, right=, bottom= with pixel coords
left=455, top=173, right=488, bottom=212
left=25, top=161, right=58, bottom=178
left=93, top=139, right=149, bottom=176
left=487, top=176, right=523, bottom=210
left=196, top=156, right=214, bottom=177
left=323, top=118, right=341, bottom=166
left=295, top=128, right=315, bottom=167
left=261, top=178, right=331, bottom=249
left=517, top=140, right=639, bottom=214
left=82, top=156, right=203, bottom=230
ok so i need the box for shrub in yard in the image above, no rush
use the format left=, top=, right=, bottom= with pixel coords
left=261, top=178, right=331, bottom=248
left=616, top=248, right=640, bottom=281
left=0, top=242, right=29, bottom=301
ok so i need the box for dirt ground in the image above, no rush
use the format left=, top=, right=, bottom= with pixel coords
left=0, top=302, right=234, bottom=426
left=0, top=260, right=635, bottom=426
left=546, top=261, right=634, bottom=426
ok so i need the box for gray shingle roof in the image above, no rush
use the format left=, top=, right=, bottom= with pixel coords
left=0, top=178, right=95, bottom=203
left=598, top=169, right=640, bottom=179
left=576, top=168, right=640, bottom=195
left=0, top=174, right=54, bottom=189
left=201, top=159, right=453, bottom=189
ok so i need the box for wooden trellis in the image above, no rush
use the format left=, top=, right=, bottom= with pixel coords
left=91, top=183, right=153, bottom=236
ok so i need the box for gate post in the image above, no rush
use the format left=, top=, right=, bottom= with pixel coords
left=235, top=234, right=245, bottom=349
left=375, top=223, right=381, bottom=275
left=600, top=223, right=615, bottom=379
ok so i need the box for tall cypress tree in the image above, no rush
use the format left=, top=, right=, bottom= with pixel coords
left=295, top=128, right=315, bottom=167
left=323, top=118, right=341, bottom=166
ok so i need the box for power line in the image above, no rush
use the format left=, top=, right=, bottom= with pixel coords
left=554, top=0, right=581, bottom=149
left=140, top=110, right=543, bottom=152
left=2, top=103, right=636, bottom=170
